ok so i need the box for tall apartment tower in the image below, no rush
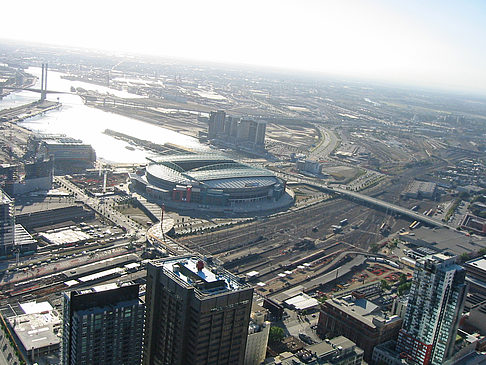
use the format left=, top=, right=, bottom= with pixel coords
left=143, top=256, right=253, bottom=365
left=0, top=189, right=15, bottom=256
left=208, top=110, right=226, bottom=139
left=61, top=283, right=145, bottom=365
left=396, top=253, right=467, bottom=365
left=255, top=121, right=266, bottom=148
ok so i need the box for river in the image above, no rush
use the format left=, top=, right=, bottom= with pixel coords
left=0, top=67, right=208, bottom=164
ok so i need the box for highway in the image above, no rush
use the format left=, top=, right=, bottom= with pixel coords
left=308, top=126, right=339, bottom=160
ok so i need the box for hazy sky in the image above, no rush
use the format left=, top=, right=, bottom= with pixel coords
left=2, top=0, right=486, bottom=94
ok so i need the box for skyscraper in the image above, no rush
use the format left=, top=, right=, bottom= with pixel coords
left=61, top=283, right=145, bottom=365
left=143, top=256, right=253, bottom=365
left=396, top=253, right=467, bottom=365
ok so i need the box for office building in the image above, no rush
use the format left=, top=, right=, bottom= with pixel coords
left=396, top=253, right=467, bottom=365
left=61, top=283, right=145, bottom=365
left=143, top=256, right=253, bottom=365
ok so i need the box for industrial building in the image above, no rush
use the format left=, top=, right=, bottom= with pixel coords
left=28, top=134, right=96, bottom=172
left=130, top=154, right=288, bottom=214
left=142, top=256, right=253, bottom=365
left=461, top=214, right=486, bottom=236
left=62, top=283, right=145, bottom=365
left=396, top=253, right=467, bottom=365
left=403, top=181, right=437, bottom=200
left=15, top=202, right=95, bottom=230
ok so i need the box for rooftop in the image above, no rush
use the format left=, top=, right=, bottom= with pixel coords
left=7, top=305, right=61, bottom=352
left=0, top=188, right=13, bottom=205
left=400, top=226, right=486, bottom=256
left=307, top=335, right=360, bottom=360
left=68, top=282, right=142, bottom=313
left=146, top=156, right=278, bottom=187
left=326, top=295, right=401, bottom=328
left=155, top=256, right=246, bottom=296
left=465, top=256, right=486, bottom=273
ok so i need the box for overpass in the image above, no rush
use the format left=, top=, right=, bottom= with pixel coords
left=283, top=176, right=450, bottom=229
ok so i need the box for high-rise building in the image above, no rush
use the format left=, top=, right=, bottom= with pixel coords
left=0, top=188, right=15, bottom=256
left=255, top=121, right=266, bottom=147
left=142, top=255, right=253, bottom=365
left=61, top=283, right=145, bottom=365
left=208, top=110, right=226, bottom=139
left=396, top=253, right=467, bottom=365
left=206, top=111, right=266, bottom=152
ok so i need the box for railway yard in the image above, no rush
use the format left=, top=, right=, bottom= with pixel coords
left=1, top=45, right=486, bottom=364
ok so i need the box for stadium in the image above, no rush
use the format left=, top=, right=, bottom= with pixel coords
left=130, top=154, right=292, bottom=214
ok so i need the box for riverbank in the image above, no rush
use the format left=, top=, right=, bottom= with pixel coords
left=103, top=129, right=196, bottom=155
left=0, top=100, right=61, bottom=123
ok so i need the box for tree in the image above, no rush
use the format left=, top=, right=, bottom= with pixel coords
left=398, top=282, right=412, bottom=296
left=399, top=273, right=408, bottom=285
left=269, top=326, right=285, bottom=344
left=381, top=279, right=390, bottom=290
left=460, top=252, right=471, bottom=263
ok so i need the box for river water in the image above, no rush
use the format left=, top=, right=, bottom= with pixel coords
left=0, top=67, right=208, bottom=163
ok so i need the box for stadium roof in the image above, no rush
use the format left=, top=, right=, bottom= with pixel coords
left=146, top=154, right=280, bottom=188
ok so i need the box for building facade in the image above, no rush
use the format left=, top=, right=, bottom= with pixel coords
left=143, top=256, right=253, bottom=365
left=0, top=189, right=15, bottom=257
left=61, top=283, right=145, bottom=365
left=244, top=311, right=270, bottom=365
left=396, top=253, right=467, bottom=365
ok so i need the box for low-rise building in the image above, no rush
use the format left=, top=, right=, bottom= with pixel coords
left=461, top=215, right=486, bottom=236
left=6, top=301, right=61, bottom=363
left=403, top=181, right=437, bottom=200
left=317, top=293, right=402, bottom=362
left=464, top=255, right=486, bottom=295
left=245, top=313, right=270, bottom=365
left=391, top=296, right=408, bottom=319
left=265, top=336, right=364, bottom=364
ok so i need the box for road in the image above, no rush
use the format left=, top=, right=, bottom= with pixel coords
left=308, top=126, right=339, bottom=160
left=55, top=176, right=145, bottom=235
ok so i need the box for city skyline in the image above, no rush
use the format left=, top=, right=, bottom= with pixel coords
left=2, top=0, right=486, bottom=95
